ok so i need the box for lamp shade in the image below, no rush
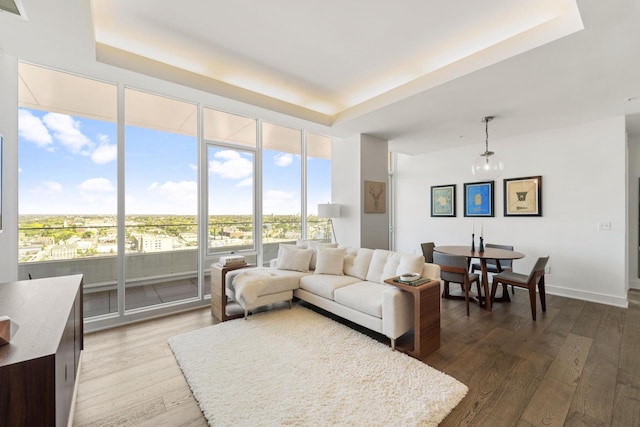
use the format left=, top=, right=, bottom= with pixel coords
left=318, top=203, right=341, bottom=218
left=471, top=153, right=504, bottom=180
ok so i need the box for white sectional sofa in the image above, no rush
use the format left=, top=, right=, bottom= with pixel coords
left=225, top=244, right=441, bottom=351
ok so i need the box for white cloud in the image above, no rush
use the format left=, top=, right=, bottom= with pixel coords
left=148, top=180, right=197, bottom=204
left=18, top=109, right=53, bottom=148
left=263, top=189, right=299, bottom=214
left=78, top=177, right=116, bottom=193
left=78, top=178, right=116, bottom=204
left=210, top=150, right=253, bottom=180
left=237, top=178, right=253, bottom=187
left=91, top=143, right=117, bottom=164
left=33, top=180, right=63, bottom=195
left=189, top=164, right=198, bottom=171
left=274, top=153, right=293, bottom=167
left=43, top=112, right=94, bottom=153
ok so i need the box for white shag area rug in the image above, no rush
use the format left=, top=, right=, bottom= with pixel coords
left=168, top=305, right=467, bottom=426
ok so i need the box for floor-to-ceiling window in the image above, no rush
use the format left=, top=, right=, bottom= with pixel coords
left=306, top=133, right=332, bottom=241
left=124, top=89, right=198, bottom=310
left=16, top=62, right=333, bottom=329
left=262, top=122, right=302, bottom=264
left=203, top=108, right=258, bottom=289
left=17, top=63, right=119, bottom=317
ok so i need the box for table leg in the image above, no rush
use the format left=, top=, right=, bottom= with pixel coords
left=479, top=259, right=492, bottom=311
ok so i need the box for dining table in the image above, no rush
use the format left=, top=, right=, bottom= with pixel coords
left=433, top=245, right=525, bottom=311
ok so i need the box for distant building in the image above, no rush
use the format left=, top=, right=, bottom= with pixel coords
left=51, top=243, right=78, bottom=260
left=131, top=234, right=175, bottom=253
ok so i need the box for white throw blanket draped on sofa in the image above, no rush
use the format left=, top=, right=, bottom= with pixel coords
left=231, top=270, right=280, bottom=304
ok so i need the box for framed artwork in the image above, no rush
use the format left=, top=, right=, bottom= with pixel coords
left=464, top=181, right=494, bottom=217
left=504, top=176, right=542, bottom=216
left=364, top=180, right=386, bottom=213
left=430, top=184, right=456, bottom=217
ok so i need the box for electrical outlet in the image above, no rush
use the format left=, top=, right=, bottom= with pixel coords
left=598, top=221, right=611, bottom=231
left=544, top=265, right=551, bottom=274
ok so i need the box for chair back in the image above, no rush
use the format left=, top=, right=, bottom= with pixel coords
left=421, top=242, right=435, bottom=263
left=485, top=243, right=514, bottom=268
left=433, top=252, right=468, bottom=283
left=527, top=256, right=549, bottom=284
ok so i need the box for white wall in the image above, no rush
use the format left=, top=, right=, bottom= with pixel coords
left=0, top=51, right=18, bottom=282
left=360, top=134, right=389, bottom=250
left=332, top=135, right=361, bottom=248
left=628, top=132, right=640, bottom=289
left=394, top=116, right=628, bottom=307
left=332, top=134, right=389, bottom=249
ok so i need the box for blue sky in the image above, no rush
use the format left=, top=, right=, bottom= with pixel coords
left=18, top=108, right=330, bottom=216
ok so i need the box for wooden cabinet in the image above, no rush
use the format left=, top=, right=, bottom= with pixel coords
left=211, top=263, right=250, bottom=321
left=0, top=274, right=84, bottom=427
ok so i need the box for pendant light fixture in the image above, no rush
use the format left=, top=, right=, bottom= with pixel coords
left=471, top=116, right=504, bottom=180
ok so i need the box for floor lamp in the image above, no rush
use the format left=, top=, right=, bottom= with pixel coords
left=317, top=203, right=341, bottom=243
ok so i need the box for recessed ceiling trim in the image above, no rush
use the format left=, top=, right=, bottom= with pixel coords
left=96, top=43, right=333, bottom=127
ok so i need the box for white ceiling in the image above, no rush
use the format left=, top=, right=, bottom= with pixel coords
left=91, top=0, right=582, bottom=116
left=2, top=0, right=640, bottom=154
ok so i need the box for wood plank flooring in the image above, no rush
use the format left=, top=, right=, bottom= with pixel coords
left=73, top=290, right=640, bottom=426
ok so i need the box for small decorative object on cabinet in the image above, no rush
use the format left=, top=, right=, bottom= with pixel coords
left=0, top=315, right=19, bottom=346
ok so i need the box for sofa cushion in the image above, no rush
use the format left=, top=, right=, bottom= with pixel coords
left=314, top=247, right=346, bottom=275
left=297, top=240, right=338, bottom=269
left=365, top=250, right=424, bottom=284
left=333, top=281, right=393, bottom=318
left=226, top=267, right=308, bottom=301
left=343, top=247, right=374, bottom=280
left=299, top=274, right=360, bottom=300
left=276, top=244, right=314, bottom=272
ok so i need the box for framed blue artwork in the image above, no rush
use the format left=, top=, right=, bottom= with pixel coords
left=464, top=181, right=494, bottom=217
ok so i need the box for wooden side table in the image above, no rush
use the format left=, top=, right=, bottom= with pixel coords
left=385, top=277, right=441, bottom=359
left=211, top=263, right=252, bottom=322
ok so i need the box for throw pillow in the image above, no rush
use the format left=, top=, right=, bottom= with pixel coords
left=276, top=244, right=313, bottom=272
left=314, top=247, right=346, bottom=275
left=306, top=241, right=339, bottom=270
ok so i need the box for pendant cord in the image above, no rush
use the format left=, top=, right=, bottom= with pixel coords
left=485, top=119, right=489, bottom=153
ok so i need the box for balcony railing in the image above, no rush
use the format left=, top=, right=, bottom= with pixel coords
left=18, top=218, right=331, bottom=319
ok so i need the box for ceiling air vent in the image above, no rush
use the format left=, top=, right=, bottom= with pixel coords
left=0, top=0, right=26, bottom=17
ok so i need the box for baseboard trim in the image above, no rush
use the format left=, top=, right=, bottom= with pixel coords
left=545, top=285, right=628, bottom=308
left=628, top=278, right=640, bottom=290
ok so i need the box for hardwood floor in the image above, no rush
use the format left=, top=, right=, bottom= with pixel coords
left=73, top=290, right=640, bottom=426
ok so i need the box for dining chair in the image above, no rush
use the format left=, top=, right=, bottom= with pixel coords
left=433, top=252, right=481, bottom=316
left=490, top=256, right=549, bottom=320
left=471, top=243, right=515, bottom=295
left=420, top=242, right=435, bottom=263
